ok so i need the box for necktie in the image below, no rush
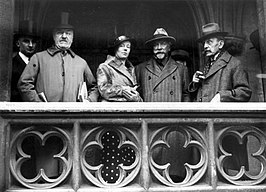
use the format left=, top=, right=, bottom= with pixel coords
left=203, top=57, right=212, bottom=76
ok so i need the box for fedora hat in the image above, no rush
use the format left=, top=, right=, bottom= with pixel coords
left=14, top=20, right=39, bottom=40
left=54, top=12, right=74, bottom=30
left=198, top=23, right=228, bottom=43
left=145, top=28, right=176, bottom=46
left=108, top=35, right=135, bottom=56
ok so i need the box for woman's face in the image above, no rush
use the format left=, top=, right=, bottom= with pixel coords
left=115, top=41, right=131, bottom=59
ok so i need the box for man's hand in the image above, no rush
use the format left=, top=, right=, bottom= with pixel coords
left=192, top=71, right=205, bottom=83
left=210, top=93, right=221, bottom=102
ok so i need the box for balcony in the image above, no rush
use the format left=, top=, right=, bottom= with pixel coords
left=1, top=102, right=266, bottom=192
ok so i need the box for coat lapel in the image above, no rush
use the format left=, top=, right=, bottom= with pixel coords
left=108, top=59, right=135, bottom=85
left=205, top=51, right=231, bottom=79
left=153, top=58, right=178, bottom=89
left=145, top=59, right=161, bottom=77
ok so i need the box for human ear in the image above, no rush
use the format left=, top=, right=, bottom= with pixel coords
left=218, top=40, right=224, bottom=49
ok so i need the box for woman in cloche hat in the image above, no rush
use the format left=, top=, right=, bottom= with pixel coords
left=96, top=35, right=142, bottom=102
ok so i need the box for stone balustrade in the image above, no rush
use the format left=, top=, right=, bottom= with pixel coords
left=1, top=102, right=266, bottom=192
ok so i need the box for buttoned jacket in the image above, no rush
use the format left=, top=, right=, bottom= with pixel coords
left=188, top=51, right=252, bottom=102
left=97, top=57, right=142, bottom=102
left=135, top=57, right=190, bottom=102
left=18, top=46, right=99, bottom=102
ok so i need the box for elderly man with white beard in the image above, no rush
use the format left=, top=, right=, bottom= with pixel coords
left=135, top=28, right=190, bottom=102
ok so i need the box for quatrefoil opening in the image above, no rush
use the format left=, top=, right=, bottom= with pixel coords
left=20, top=135, right=64, bottom=180
left=149, top=126, right=208, bottom=187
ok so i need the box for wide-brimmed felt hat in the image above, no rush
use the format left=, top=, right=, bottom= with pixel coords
left=14, top=20, right=40, bottom=40
left=145, top=28, right=176, bottom=46
left=54, top=12, right=74, bottom=30
left=198, top=23, right=228, bottom=43
left=108, top=35, right=135, bottom=56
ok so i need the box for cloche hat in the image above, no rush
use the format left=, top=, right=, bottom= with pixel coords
left=54, top=12, right=74, bottom=30
left=198, top=23, right=228, bottom=43
left=108, top=35, right=135, bottom=56
left=14, top=20, right=39, bottom=40
left=145, top=28, right=176, bottom=46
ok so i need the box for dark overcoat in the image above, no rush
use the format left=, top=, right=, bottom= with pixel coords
left=189, top=51, right=252, bottom=170
left=135, top=57, right=190, bottom=102
left=188, top=51, right=252, bottom=102
left=11, top=53, right=26, bottom=101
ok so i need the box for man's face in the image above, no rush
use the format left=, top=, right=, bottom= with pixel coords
left=203, top=37, right=224, bottom=57
left=153, top=40, right=171, bottom=60
left=17, top=37, right=37, bottom=57
left=115, top=41, right=131, bottom=60
left=53, top=29, right=73, bottom=50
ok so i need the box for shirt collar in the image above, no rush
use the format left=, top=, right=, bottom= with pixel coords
left=18, top=52, right=30, bottom=64
left=47, top=45, right=75, bottom=58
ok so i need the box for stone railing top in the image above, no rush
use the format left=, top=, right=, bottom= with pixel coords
left=0, top=102, right=265, bottom=113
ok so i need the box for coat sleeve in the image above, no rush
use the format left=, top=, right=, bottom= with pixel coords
left=96, top=64, right=125, bottom=101
left=219, top=61, right=252, bottom=102
left=17, top=54, right=42, bottom=102
left=182, top=66, right=191, bottom=102
left=84, top=63, right=99, bottom=102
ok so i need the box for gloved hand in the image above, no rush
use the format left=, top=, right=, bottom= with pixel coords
left=122, top=86, right=141, bottom=102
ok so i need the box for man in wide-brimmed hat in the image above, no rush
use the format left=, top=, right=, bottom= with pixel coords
left=135, top=27, right=190, bottom=102
left=189, top=22, right=251, bottom=102
left=18, top=12, right=98, bottom=102
left=11, top=20, right=40, bottom=102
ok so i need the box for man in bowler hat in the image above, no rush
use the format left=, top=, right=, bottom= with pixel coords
left=18, top=12, right=98, bottom=102
left=188, top=23, right=251, bottom=102
left=11, top=20, right=39, bottom=101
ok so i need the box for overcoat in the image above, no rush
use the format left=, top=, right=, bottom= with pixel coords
left=135, top=57, right=190, bottom=102
left=18, top=46, right=99, bottom=102
left=97, top=57, right=142, bottom=102
left=188, top=51, right=252, bottom=170
left=188, top=51, right=252, bottom=102
left=11, top=53, right=27, bottom=101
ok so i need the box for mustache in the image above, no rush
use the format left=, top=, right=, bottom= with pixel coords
left=155, top=51, right=166, bottom=55
left=202, top=50, right=210, bottom=55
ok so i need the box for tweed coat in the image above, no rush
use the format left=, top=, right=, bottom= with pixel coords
left=135, top=57, right=190, bottom=102
left=11, top=53, right=27, bottom=102
left=188, top=51, right=252, bottom=102
left=97, top=57, right=142, bottom=102
left=18, top=46, right=99, bottom=102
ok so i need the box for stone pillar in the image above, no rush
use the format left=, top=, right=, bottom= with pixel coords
left=0, top=1, right=14, bottom=101
left=257, top=0, right=266, bottom=101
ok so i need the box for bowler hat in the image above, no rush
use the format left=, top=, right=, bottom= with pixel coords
left=14, top=20, right=39, bottom=40
left=198, top=23, right=228, bottom=43
left=54, top=12, right=74, bottom=30
left=145, top=28, right=176, bottom=46
left=250, top=29, right=260, bottom=51
left=108, top=35, right=135, bottom=56
left=171, top=49, right=190, bottom=61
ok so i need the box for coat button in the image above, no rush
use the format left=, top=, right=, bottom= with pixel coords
left=173, top=76, right=176, bottom=80
left=170, top=90, right=174, bottom=95
left=148, top=76, right=151, bottom=80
